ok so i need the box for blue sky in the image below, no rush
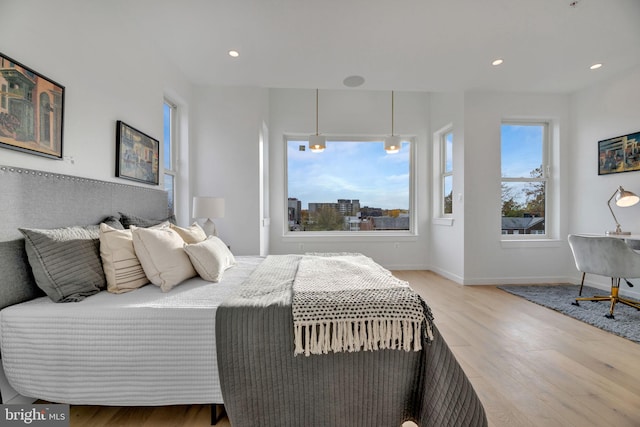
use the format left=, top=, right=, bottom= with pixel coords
left=501, top=124, right=544, bottom=178
left=287, top=140, right=410, bottom=210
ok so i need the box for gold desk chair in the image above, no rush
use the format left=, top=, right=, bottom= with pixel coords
left=568, top=234, right=640, bottom=319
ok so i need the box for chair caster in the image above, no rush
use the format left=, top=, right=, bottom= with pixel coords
left=571, top=301, right=580, bottom=306
left=605, top=313, right=615, bottom=319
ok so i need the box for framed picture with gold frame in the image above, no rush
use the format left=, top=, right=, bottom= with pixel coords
left=0, top=52, right=65, bottom=159
left=115, top=120, right=159, bottom=185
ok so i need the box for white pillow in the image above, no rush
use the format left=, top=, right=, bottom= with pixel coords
left=183, top=236, right=236, bottom=282
left=131, top=225, right=197, bottom=292
left=170, top=222, right=207, bottom=244
left=99, top=223, right=149, bottom=293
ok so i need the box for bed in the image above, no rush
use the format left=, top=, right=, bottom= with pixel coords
left=0, top=165, right=487, bottom=426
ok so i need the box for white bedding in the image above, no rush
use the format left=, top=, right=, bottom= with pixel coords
left=0, top=256, right=263, bottom=406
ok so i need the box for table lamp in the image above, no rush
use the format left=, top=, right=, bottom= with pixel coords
left=192, top=196, right=225, bottom=236
left=606, top=186, right=639, bottom=235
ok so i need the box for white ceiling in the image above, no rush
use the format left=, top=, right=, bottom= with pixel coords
left=118, top=0, right=640, bottom=93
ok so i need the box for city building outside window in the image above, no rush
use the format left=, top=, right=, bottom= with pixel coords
left=286, top=137, right=414, bottom=234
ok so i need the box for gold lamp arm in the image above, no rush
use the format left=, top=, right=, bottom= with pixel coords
left=607, top=188, right=622, bottom=234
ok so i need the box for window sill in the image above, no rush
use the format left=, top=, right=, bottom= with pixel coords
left=432, top=217, right=454, bottom=226
left=500, top=239, right=563, bottom=249
left=283, top=231, right=418, bottom=242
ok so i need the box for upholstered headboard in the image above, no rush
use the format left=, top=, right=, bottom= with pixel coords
left=0, top=165, right=170, bottom=310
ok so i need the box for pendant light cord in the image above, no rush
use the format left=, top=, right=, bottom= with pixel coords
left=391, top=91, right=395, bottom=136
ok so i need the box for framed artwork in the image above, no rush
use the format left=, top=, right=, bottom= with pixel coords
left=598, top=131, right=640, bottom=175
left=0, top=52, right=65, bottom=159
left=115, top=120, right=159, bottom=185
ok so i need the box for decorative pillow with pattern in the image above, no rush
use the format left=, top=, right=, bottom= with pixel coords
left=99, top=223, right=150, bottom=293
left=19, top=225, right=105, bottom=302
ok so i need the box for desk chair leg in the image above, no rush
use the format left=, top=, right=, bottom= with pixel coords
left=604, top=279, right=620, bottom=319
left=574, top=277, right=623, bottom=319
left=579, top=272, right=586, bottom=296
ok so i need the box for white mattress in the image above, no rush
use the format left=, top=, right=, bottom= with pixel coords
left=0, top=256, right=263, bottom=406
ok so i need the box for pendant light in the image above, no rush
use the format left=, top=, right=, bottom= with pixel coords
left=384, top=91, right=401, bottom=154
left=309, top=89, right=326, bottom=153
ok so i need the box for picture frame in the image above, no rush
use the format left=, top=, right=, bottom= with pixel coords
left=115, top=120, right=159, bottom=185
left=0, top=52, right=65, bottom=159
left=598, top=131, right=640, bottom=175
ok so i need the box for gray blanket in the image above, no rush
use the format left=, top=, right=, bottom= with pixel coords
left=216, top=256, right=487, bottom=427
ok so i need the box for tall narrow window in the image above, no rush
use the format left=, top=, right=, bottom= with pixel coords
left=441, top=130, right=453, bottom=215
left=163, top=99, right=177, bottom=214
left=501, top=122, right=548, bottom=236
left=286, top=137, right=413, bottom=233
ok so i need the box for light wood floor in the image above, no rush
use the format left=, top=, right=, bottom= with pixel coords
left=65, top=271, right=640, bottom=426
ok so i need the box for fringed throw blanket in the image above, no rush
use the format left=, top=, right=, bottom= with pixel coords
left=292, top=253, right=433, bottom=356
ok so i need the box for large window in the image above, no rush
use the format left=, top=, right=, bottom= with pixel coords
left=163, top=99, right=177, bottom=214
left=286, top=137, right=413, bottom=233
left=501, top=122, right=548, bottom=237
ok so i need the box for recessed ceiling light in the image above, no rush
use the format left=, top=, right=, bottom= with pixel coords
left=228, top=50, right=240, bottom=58
left=343, top=75, right=365, bottom=87
left=492, top=59, right=504, bottom=66
left=590, top=63, right=603, bottom=70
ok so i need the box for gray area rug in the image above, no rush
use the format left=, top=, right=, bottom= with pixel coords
left=498, top=284, right=640, bottom=344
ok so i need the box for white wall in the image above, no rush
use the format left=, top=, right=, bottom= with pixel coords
left=268, top=89, right=431, bottom=269
left=462, top=92, right=572, bottom=284
left=429, top=92, right=465, bottom=282
left=569, top=65, right=640, bottom=299
left=190, top=86, right=269, bottom=255
left=0, top=0, right=193, bottom=223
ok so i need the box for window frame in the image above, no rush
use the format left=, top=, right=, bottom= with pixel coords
left=163, top=98, right=177, bottom=214
left=440, top=128, right=453, bottom=217
left=500, top=120, right=550, bottom=240
left=432, top=124, right=454, bottom=226
left=283, top=134, right=417, bottom=239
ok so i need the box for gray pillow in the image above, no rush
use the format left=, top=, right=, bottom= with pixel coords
left=102, top=215, right=125, bottom=230
left=119, top=212, right=176, bottom=228
left=19, top=225, right=106, bottom=302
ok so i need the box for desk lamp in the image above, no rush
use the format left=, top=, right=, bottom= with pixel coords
left=606, top=186, right=639, bottom=235
left=192, top=196, right=225, bottom=237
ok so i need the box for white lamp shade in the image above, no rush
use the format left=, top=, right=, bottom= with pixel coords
left=309, top=134, right=326, bottom=152
left=616, top=188, right=640, bottom=207
left=384, top=135, right=402, bottom=154
left=193, top=197, right=225, bottom=219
